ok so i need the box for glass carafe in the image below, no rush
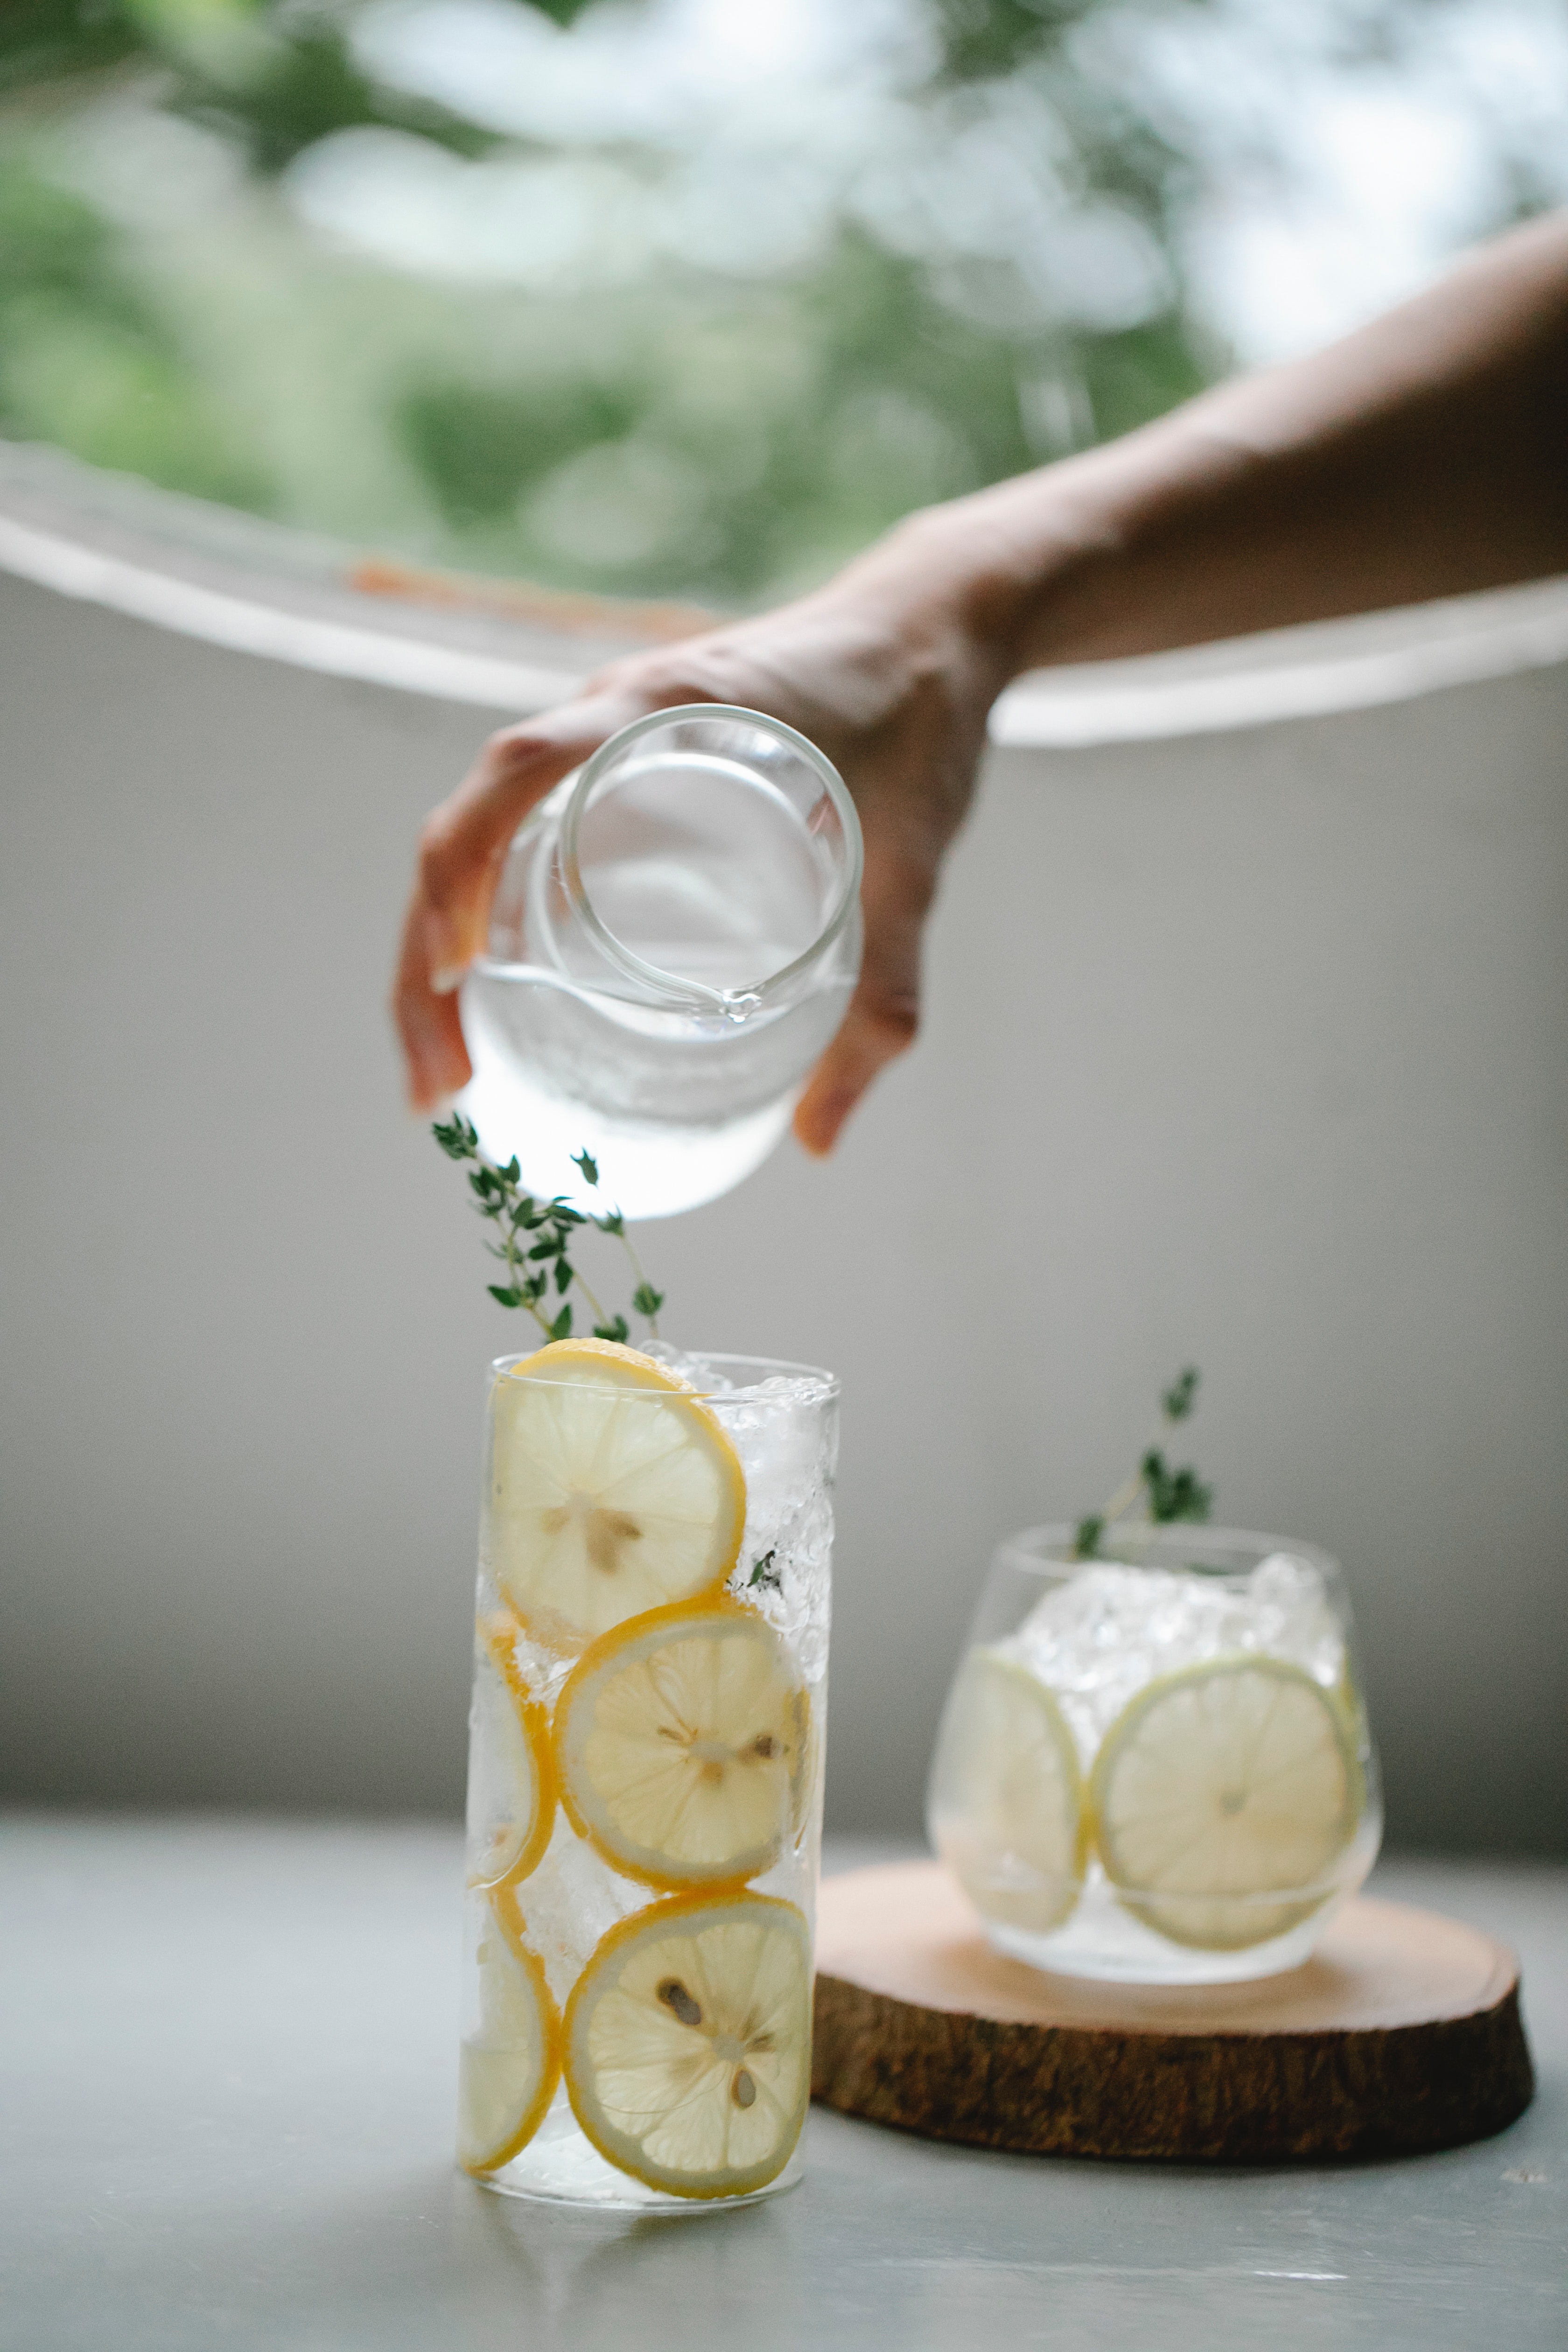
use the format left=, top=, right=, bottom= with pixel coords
left=457, top=705, right=862, bottom=1220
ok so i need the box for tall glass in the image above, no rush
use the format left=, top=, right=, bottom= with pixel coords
left=458, top=1348, right=837, bottom=2207
left=458, top=706, right=863, bottom=1219
left=927, top=1525, right=1382, bottom=1985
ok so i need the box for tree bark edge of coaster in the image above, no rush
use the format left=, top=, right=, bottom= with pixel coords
left=809, top=1862, right=1534, bottom=2163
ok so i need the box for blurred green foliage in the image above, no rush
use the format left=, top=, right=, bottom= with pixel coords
left=0, top=0, right=1553, bottom=606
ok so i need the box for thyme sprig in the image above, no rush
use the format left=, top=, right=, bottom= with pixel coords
left=1073, top=1365, right=1213, bottom=1562
left=570, top=1151, right=665, bottom=1332
left=432, top=1116, right=664, bottom=1343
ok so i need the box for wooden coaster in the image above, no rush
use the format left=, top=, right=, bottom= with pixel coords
left=811, top=1861, right=1533, bottom=2163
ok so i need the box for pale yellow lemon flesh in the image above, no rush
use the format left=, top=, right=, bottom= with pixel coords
left=927, top=1645, right=1087, bottom=1934
left=467, top=1612, right=555, bottom=1890
left=555, top=1601, right=809, bottom=1891
left=563, top=1893, right=811, bottom=2199
left=487, top=1340, right=746, bottom=1653
left=457, top=1897, right=562, bottom=2173
left=1091, top=1656, right=1362, bottom=1951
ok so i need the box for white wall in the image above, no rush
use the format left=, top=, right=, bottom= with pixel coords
left=2, top=562, right=1565, bottom=1851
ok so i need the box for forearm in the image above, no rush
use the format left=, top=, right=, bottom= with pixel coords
left=868, top=210, right=1568, bottom=681
left=396, top=212, right=1568, bottom=1136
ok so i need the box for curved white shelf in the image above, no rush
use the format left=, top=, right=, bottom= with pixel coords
left=3, top=438, right=1566, bottom=742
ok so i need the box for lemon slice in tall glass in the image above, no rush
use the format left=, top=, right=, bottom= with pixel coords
left=488, top=1340, right=746, bottom=1654
left=555, top=1600, right=809, bottom=1891
left=457, top=1899, right=562, bottom=2174
left=467, top=1612, right=555, bottom=1890
left=564, top=1893, right=811, bottom=2200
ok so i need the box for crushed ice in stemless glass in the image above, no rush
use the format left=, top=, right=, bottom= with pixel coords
left=1007, top=1553, right=1344, bottom=1757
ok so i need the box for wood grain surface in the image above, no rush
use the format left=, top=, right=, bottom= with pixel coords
left=812, top=1861, right=1534, bottom=2161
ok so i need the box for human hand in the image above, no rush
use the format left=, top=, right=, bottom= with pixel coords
left=393, top=524, right=1010, bottom=1154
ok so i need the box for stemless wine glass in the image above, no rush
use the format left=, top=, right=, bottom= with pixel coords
left=927, top=1525, right=1382, bottom=1985
left=457, top=706, right=863, bottom=1220
left=458, top=1346, right=837, bottom=2207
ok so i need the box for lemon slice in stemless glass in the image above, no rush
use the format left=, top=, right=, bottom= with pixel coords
left=457, top=1899, right=562, bottom=2175
left=564, top=1892, right=811, bottom=2201
left=1091, top=1656, right=1363, bottom=1951
left=467, top=1612, right=555, bottom=1890
left=488, top=1339, right=746, bottom=1654
left=927, top=1646, right=1087, bottom=1933
left=555, top=1600, right=809, bottom=1892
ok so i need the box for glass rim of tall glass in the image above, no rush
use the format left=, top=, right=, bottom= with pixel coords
left=555, top=703, right=864, bottom=1014
left=491, top=1346, right=840, bottom=1401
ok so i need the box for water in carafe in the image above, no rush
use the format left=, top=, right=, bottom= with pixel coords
left=457, top=706, right=863, bottom=1219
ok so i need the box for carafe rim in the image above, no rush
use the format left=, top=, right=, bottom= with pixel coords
left=557, top=702, right=864, bottom=1016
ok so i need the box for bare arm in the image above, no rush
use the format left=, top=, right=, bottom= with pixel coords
left=919, top=207, right=1568, bottom=672
left=396, top=212, right=1568, bottom=1147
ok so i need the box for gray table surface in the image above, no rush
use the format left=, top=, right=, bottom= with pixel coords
left=2, top=1814, right=1563, bottom=2352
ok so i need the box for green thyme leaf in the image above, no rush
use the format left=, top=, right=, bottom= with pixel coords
left=1077, top=1372, right=1213, bottom=1550
left=1142, top=1450, right=1212, bottom=1524
left=432, top=1113, right=479, bottom=1161
left=435, top=1131, right=666, bottom=1339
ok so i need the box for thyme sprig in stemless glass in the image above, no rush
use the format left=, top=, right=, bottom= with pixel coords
left=927, top=1375, right=1381, bottom=1985
left=434, top=1119, right=836, bottom=2206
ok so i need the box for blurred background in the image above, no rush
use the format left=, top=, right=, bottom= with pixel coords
left=2, top=0, right=1566, bottom=1853
left=5, top=0, right=1568, bottom=604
